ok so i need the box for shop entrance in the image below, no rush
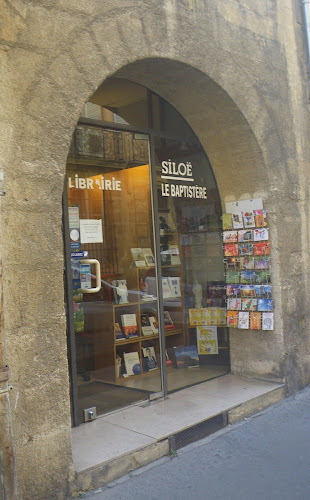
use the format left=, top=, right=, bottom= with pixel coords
left=65, top=78, right=230, bottom=426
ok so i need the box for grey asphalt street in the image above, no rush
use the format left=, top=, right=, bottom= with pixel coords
left=78, top=385, right=310, bottom=500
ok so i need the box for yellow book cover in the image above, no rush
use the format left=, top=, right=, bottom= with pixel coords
left=188, top=308, right=202, bottom=326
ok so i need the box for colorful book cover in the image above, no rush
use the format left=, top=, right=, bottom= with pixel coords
left=238, top=230, right=253, bottom=242
left=224, top=244, right=239, bottom=257
left=189, top=308, right=203, bottom=326
left=115, top=323, right=124, bottom=340
left=226, top=284, right=241, bottom=296
left=174, top=345, right=200, bottom=368
left=240, top=271, right=255, bottom=284
left=168, top=277, right=181, bottom=297
left=196, top=326, right=218, bottom=355
left=253, top=228, right=269, bottom=241
left=149, top=316, right=159, bottom=334
left=121, top=314, right=138, bottom=337
left=227, top=298, right=241, bottom=310
left=123, top=352, right=141, bottom=376
left=163, top=311, right=175, bottom=330
left=225, top=271, right=240, bottom=284
left=223, top=231, right=238, bottom=243
left=254, top=256, right=270, bottom=269
left=250, top=312, right=262, bottom=330
left=222, top=213, right=233, bottom=230
left=238, top=311, right=250, bottom=329
left=142, top=347, right=158, bottom=371
left=254, top=285, right=272, bottom=297
left=240, top=285, right=256, bottom=297
left=262, top=312, right=274, bottom=330
left=254, top=209, right=267, bottom=227
left=243, top=211, right=255, bottom=229
left=254, top=242, right=270, bottom=255
left=224, top=256, right=239, bottom=269
left=162, top=278, right=172, bottom=298
left=213, top=307, right=227, bottom=326
left=227, top=310, right=238, bottom=327
left=239, top=256, right=254, bottom=270
left=255, top=270, right=271, bottom=283
left=257, top=298, right=274, bottom=312
left=241, top=298, right=257, bottom=311
left=232, top=212, right=244, bottom=230
left=203, top=308, right=216, bottom=325
left=140, top=314, right=154, bottom=336
left=238, top=243, right=254, bottom=256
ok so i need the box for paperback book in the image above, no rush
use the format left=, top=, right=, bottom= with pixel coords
left=254, top=285, right=272, bottom=297
left=250, top=312, right=262, bottom=330
left=173, top=345, right=199, bottom=368
left=168, top=277, right=181, bottom=297
left=149, top=316, right=159, bottom=334
left=253, top=209, right=267, bottom=227
left=114, top=322, right=124, bottom=340
left=130, top=248, right=146, bottom=267
left=239, top=256, right=254, bottom=270
left=162, top=278, right=172, bottom=298
left=232, top=212, right=243, bottom=230
left=238, top=311, right=250, bottom=329
left=223, top=231, right=238, bottom=243
left=142, top=347, right=158, bottom=371
left=169, top=245, right=181, bottom=265
left=227, top=310, right=238, bottom=327
left=226, top=284, right=241, bottom=296
left=140, top=314, right=154, bottom=336
left=240, top=285, right=256, bottom=297
left=121, top=314, right=139, bottom=338
left=123, top=352, right=141, bottom=376
left=240, top=271, right=255, bottom=284
left=141, top=248, right=155, bottom=267
left=224, top=244, right=239, bottom=257
left=241, top=298, right=257, bottom=311
left=262, top=312, right=274, bottom=330
left=257, top=298, right=273, bottom=312
left=227, top=298, right=242, bottom=311
left=225, top=271, right=240, bottom=284
left=238, top=230, right=253, bottom=242
left=253, top=228, right=269, bottom=241
left=254, top=256, right=270, bottom=270
left=163, top=311, right=175, bottom=330
left=243, top=211, right=255, bottom=229
left=222, top=213, right=233, bottom=230
left=238, top=243, right=254, bottom=256
left=254, top=242, right=270, bottom=255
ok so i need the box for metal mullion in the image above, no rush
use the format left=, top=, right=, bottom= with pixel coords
left=63, top=185, right=80, bottom=427
left=149, top=133, right=168, bottom=397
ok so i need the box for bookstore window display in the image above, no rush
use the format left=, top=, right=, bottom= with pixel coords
left=65, top=78, right=231, bottom=424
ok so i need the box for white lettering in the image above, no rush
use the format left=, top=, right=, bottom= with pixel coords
left=161, top=161, right=169, bottom=174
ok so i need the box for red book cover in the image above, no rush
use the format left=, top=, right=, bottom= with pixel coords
left=254, top=242, right=270, bottom=255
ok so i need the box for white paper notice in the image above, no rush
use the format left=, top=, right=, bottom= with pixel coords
left=225, top=198, right=263, bottom=214
left=80, top=219, right=103, bottom=244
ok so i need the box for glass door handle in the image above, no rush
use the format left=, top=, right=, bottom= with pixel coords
left=80, top=259, right=101, bottom=294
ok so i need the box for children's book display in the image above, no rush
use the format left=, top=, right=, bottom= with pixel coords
left=222, top=206, right=274, bottom=330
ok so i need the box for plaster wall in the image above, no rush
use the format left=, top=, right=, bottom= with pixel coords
left=0, top=0, right=309, bottom=498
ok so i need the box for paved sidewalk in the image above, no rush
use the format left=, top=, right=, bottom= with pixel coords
left=74, top=384, right=310, bottom=500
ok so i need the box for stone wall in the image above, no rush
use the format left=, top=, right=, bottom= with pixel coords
left=0, top=0, right=309, bottom=498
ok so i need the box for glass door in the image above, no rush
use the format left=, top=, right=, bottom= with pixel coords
left=65, top=126, right=163, bottom=424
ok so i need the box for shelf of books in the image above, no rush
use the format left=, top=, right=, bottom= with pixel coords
left=109, top=247, right=186, bottom=382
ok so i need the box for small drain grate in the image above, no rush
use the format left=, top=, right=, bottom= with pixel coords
left=169, top=412, right=228, bottom=450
